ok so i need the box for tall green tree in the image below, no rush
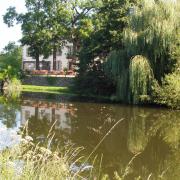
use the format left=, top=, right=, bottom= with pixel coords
left=39, top=0, right=70, bottom=70
left=80, top=0, right=142, bottom=60
left=65, top=0, right=100, bottom=60
left=75, top=0, right=141, bottom=95
left=3, top=1, right=48, bottom=70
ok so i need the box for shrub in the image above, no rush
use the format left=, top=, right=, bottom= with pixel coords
left=152, top=70, right=180, bottom=109
left=75, top=66, right=116, bottom=96
left=46, top=76, right=58, bottom=86
left=0, top=43, right=22, bottom=79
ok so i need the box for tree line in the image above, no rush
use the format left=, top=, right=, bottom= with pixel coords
left=3, top=0, right=180, bottom=108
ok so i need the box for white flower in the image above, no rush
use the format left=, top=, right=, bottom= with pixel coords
left=25, top=136, right=33, bottom=142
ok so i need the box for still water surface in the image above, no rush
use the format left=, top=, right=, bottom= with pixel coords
left=0, top=93, right=180, bottom=179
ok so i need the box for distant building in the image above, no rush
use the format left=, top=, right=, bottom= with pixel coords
left=22, top=42, right=74, bottom=71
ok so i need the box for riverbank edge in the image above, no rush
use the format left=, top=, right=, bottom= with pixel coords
left=22, top=85, right=113, bottom=101
left=22, top=85, right=166, bottom=108
left=22, top=85, right=73, bottom=94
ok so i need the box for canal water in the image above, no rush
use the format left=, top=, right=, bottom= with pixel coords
left=0, top=92, right=180, bottom=179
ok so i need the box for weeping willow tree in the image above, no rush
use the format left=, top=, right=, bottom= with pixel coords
left=124, top=0, right=180, bottom=81
left=105, top=53, right=154, bottom=104
left=129, top=55, right=154, bottom=104
left=104, top=0, right=180, bottom=105
left=104, top=50, right=128, bottom=79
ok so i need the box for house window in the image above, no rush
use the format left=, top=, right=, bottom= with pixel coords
left=57, top=61, right=62, bottom=71
left=56, top=49, right=62, bottom=56
left=26, top=47, right=31, bottom=57
left=67, top=46, right=73, bottom=55
left=24, top=62, right=35, bottom=70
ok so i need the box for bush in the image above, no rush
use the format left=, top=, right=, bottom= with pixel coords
left=152, top=70, right=180, bottom=109
left=46, top=76, right=58, bottom=86
left=3, top=78, right=22, bottom=99
left=0, top=43, right=22, bottom=79
left=75, top=64, right=116, bottom=96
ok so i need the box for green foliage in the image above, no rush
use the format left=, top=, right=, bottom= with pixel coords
left=103, top=0, right=180, bottom=106
left=124, top=0, right=180, bottom=80
left=46, top=77, right=58, bottom=86
left=0, top=43, right=22, bottom=94
left=0, top=42, right=22, bottom=79
left=152, top=70, right=180, bottom=109
left=79, top=0, right=141, bottom=58
left=104, top=50, right=128, bottom=79
left=75, top=61, right=116, bottom=96
left=63, top=67, right=68, bottom=76
left=4, top=1, right=51, bottom=70
left=116, top=69, right=129, bottom=102
left=104, top=53, right=154, bottom=104
left=104, top=50, right=129, bottom=102
left=76, top=0, right=143, bottom=98
left=129, top=55, right=153, bottom=104
left=3, top=7, right=17, bottom=27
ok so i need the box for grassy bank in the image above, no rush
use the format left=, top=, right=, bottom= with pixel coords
left=22, top=85, right=73, bottom=94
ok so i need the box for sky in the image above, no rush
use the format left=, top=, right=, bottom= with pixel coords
left=0, top=0, right=26, bottom=51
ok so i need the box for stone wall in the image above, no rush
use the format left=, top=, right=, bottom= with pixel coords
left=22, top=75, right=75, bottom=87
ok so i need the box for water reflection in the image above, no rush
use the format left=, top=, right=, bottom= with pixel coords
left=0, top=95, right=21, bottom=128
left=0, top=95, right=179, bottom=179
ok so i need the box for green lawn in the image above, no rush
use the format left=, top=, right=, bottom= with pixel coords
left=22, top=85, right=72, bottom=94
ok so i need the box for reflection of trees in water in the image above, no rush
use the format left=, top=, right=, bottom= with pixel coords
left=163, top=150, right=180, bottom=180
left=70, top=103, right=118, bottom=147
left=69, top=103, right=133, bottom=178
left=0, top=96, right=20, bottom=128
left=70, top=104, right=180, bottom=179
left=148, top=110, right=180, bottom=149
left=127, top=109, right=149, bottom=154
left=17, top=99, right=180, bottom=179
left=122, top=109, right=180, bottom=179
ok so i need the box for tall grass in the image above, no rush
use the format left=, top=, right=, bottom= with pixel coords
left=0, top=136, right=83, bottom=179
left=3, top=78, right=22, bottom=99
left=0, top=119, right=126, bottom=179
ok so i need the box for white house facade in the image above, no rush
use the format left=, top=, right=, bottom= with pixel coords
left=22, top=42, right=74, bottom=71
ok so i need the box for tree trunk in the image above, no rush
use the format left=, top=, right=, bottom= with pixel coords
left=53, top=47, right=57, bottom=70
left=36, top=54, right=40, bottom=70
